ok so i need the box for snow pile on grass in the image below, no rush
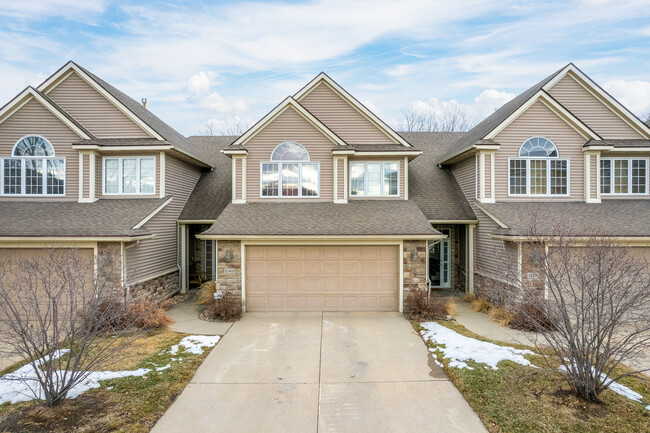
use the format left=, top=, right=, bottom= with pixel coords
left=559, top=364, right=649, bottom=409
left=420, top=322, right=535, bottom=370
left=0, top=351, right=150, bottom=405
left=170, top=335, right=221, bottom=355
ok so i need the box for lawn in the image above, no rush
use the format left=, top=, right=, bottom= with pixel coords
left=416, top=320, right=650, bottom=433
left=0, top=329, right=215, bottom=433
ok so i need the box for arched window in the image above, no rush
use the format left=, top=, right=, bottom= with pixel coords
left=261, top=142, right=319, bottom=197
left=509, top=137, right=568, bottom=196
left=271, top=142, right=310, bottom=162
left=2, top=135, right=65, bottom=196
left=518, top=136, right=558, bottom=158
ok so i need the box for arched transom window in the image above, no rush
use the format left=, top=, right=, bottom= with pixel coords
left=2, top=135, right=65, bottom=196
left=509, top=137, right=568, bottom=196
left=261, top=142, right=319, bottom=197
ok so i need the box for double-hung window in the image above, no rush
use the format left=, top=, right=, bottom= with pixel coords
left=349, top=161, right=399, bottom=197
left=600, top=158, right=647, bottom=195
left=261, top=142, right=319, bottom=197
left=1, top=135, right=65, bottom=196
left=103, top=157, right=155, bottom=195
left=508, top=137, right=569, bottom=196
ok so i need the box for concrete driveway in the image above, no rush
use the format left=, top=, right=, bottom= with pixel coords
left=152, top=312, right=487, bottom=433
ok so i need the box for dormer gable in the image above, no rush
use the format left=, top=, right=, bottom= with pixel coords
left=294, top=73, right=411, bottom=147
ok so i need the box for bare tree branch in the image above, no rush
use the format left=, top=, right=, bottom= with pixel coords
left=400, top=104, right=474, bottom=132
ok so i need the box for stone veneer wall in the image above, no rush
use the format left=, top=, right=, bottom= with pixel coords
left=402, top=240, right=427, bottom=313
left=130, top=271, right=180, bottom=304
left=216, top=240, right=242, bottom=302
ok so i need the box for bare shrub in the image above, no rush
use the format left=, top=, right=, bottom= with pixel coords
left=461, top=293, right=476, bottom=303
left=203, top=291, right=242, bottom=322
left=493, top=214, right=650, bottom=402
left=489, top=306, right=513, bottom=327
left=0, top=249, right=144, bottom=406
left=405, top=290, right=454, bottom=321
left=127, top=299, right=173, bottom=330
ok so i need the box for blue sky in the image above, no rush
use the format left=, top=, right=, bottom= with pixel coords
left=1, top=0, right=649, bottom=136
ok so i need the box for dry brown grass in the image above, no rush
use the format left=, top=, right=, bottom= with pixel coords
left=489, top=306, right=514, bottom=327
left=196, top=281, right=216, bottom=305
left=461, top=292, right=477, bottom=303
left=128, top=300, right=173, bottom=330
left=470, top=297, right=493, bottom=314
left=445, top=298, right=458, bottom=318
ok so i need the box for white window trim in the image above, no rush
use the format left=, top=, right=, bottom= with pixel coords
left=600, top=157, right=649, bottom=196
left=259, top=161, right=321, bottom=198
left=1, top=156, right=66, bottom=197
left=102, top=156, right=156, bottom=196
left=507, top=157, right=571, bottom=197
left=349, top=161, right=401, bottom=198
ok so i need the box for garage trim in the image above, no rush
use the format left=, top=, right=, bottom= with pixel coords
left=241, top=239, right=404, bottom=313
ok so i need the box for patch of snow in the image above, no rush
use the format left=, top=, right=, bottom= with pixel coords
left=432, top=359, right=444, bottom=368
left=170, top=335, right=221, bottom=355
left=647, top=405, right=650, bottom=411
left=420, top=322, right=535, bottom=370
left=0, top=352, right=150, bottom=404
left=156, top=364, right=171, bottom=372
left=559, top=364, right=647, bottom=408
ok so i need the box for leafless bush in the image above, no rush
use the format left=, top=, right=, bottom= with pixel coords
left=203, top=291, right=242, bottom=322
left=492, top=215, right=650, bottom=402
left=405, top=290, right=455, bottom=321
left=0, top=249, right=145, bottom=406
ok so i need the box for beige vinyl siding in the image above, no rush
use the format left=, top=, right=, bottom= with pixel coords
left=98, top=152, right=160, bottom=199
left=298, top=82, right=395, bottom=145
left=474, top=208, right=512, bottom=279
left=245, top=107, right=334, bottom=202
left=126, top=155, right=201, bottom=283
left=336, top=157, right=346, bottom=199
left=451, top=154, right=477, bottom=201
left=47, top=72, right=151, bottom=139
left=347, top=156, right=405, bottom=199
left=0, top=98, right=80, bottom=201
left=547, top=75, right=641, bottom=139
left=235, top=158, right=243, bottom=200
left=494, top=100, right=585, bottom=201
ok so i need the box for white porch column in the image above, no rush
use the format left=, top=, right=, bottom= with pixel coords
left=467, top=224, right=475, bottom=293
left=180, top=224, right=189, bottom=293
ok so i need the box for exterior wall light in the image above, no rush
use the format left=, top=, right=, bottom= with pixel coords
left=411, top=249, right=419, bottom=261
left=224, top=249, right=233, bottom=263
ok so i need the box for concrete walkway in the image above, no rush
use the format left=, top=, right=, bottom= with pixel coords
left=152, top=312, right=488, bottom=433
left=167, top=293, right=233, bottom=335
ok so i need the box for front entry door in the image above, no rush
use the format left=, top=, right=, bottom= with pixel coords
left=429, top=229, right=451, bottom=288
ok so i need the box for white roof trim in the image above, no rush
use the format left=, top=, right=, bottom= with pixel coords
left=293, top=73, right=412, bottom=147
left=37, top=61, right=164, bottom=140
left=543, top=64, right=650, bottom=139
left=132, top=197, right=173, bottom=229
left=231, top=97, right=346, bottom=146
left=474, top=201, right=509, bottom=229
left=484, top=90, right=601, bottom=141
left=0, top=88, right=91, bottom=139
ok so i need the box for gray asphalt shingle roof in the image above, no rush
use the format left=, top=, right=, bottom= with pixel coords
left=0, top=198, right=170, bottom=238
left=480, top=200, right=650, bottom=238
left=400, top=132, right=476, bottom=221
left=201, top=200, right=440, bottom=237
left=584, top=139, right=650, bottom=148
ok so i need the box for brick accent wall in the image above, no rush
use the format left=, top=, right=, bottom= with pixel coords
left=216, top=240, right=242, bottom=302
left=402, top=240, right=427, bottom=312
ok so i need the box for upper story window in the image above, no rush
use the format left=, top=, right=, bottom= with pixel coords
left=349, top=161, right=399, bottom=197
left=1, top=135, right=65, bottom=196
left=509, top=137, right=568, bottom=196
left=103, top=156, right=155, bottom=195
left=600, top=158, right=647, bottom=195
left=261, top=142, right=319, bottom=197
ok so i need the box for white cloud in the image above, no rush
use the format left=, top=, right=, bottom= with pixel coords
left=602, top=80, right=650, bottom=117
left=186, top=71, right=246, bottom=114
left=385, top=64, right=412, bottom=77
left=0, top=0, right=106, bottom=20
left=472, top=89, right=516, bottom=118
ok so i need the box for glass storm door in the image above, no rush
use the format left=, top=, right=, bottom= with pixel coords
left=429, top=229, right=451, bottom=288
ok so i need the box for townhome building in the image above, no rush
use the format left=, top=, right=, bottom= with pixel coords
left=1, top=62, right=648, bottom=311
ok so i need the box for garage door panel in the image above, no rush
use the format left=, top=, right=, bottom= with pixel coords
left=245, top=245, right=398, bottom=312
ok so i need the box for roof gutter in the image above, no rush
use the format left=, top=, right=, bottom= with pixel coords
left=196, top=234, right=445, bottom=241
left=0, top=234, right=155, bottom=243
left=490, top=234, right=650, bottom=246
left=439, top=143, right=501, bottom=165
